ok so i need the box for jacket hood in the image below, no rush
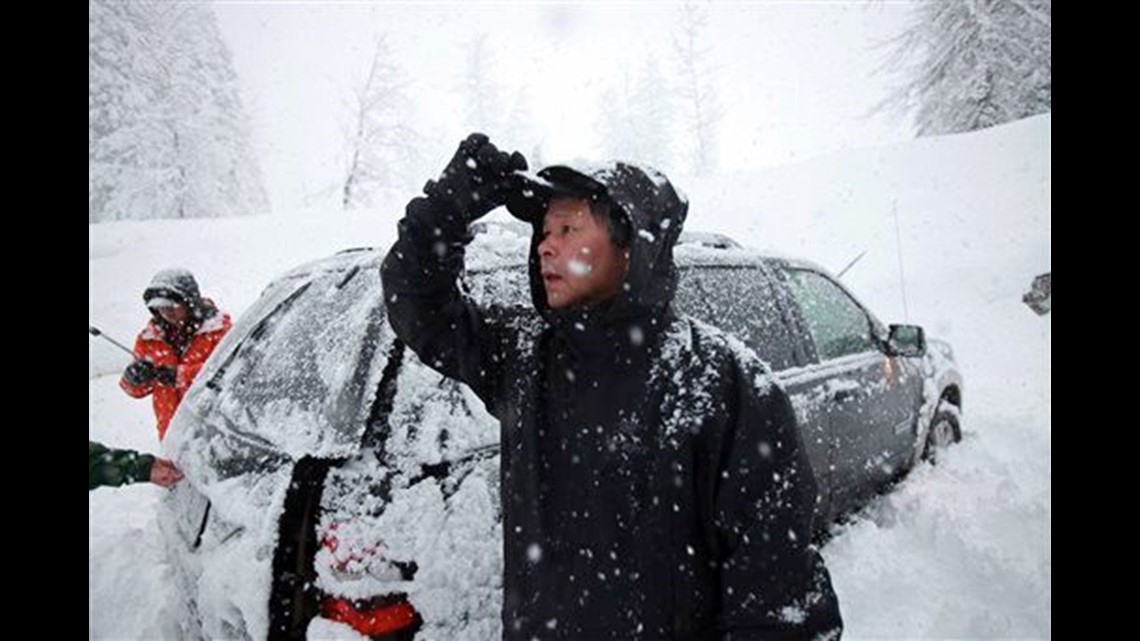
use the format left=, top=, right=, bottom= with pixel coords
left=144, top=268, right=201, bottom=309
left=518, top=162, right=689, bottom=324
left=143, top=268, right=218, bottom=335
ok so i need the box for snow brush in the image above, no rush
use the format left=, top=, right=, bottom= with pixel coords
left=89, top=325, right=135, bottom=357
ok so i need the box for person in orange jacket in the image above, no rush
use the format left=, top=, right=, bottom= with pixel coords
left=120, top=268, right=232, bottom=441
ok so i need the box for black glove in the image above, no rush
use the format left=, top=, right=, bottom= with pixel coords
left=155, top=365, right=177, bottom=386
left=124, top=360, right=156, bottom=386
left=423, top=133, right=528, bottom=221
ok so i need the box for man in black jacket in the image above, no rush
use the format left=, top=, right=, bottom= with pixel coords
left=382, top=134, right=842, bottom=640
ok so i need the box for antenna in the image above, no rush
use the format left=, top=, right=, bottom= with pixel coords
left=892, top=199, right=909, bottom=321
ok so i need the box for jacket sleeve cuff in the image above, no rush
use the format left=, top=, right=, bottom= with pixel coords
left=130, top=454, right=156, bottom=484
left=119, top=376, right=153, bottom=398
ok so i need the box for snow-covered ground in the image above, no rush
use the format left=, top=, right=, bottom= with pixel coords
left=90, top=114, right=1050, bottom=639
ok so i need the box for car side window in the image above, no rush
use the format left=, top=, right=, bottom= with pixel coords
left=675, top=265, right=800, bottom=371
left=783, top=268, right=876, bottom=361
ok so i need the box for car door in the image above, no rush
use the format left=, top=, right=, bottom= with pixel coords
left=777, top=266, right=919, bottom=518
left=162, top=250, right=400, bottom=641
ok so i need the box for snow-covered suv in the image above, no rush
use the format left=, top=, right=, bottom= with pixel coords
left=161, top=223, right=962, bottom=640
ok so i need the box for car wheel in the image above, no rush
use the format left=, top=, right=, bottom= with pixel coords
left=922, top=401, right=960, bottom=464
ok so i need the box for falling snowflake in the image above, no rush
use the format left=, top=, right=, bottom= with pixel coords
left=567, top=259, right=593, bottom=276
left=629, top=326, right=645, bottom=346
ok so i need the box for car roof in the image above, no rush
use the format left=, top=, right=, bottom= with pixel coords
left=307, top=222, right=832, bottom=278
left=457, top=220, right=834, bottom=276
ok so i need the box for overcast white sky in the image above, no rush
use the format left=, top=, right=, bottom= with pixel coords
left=214, top=1, right=917, bottom=212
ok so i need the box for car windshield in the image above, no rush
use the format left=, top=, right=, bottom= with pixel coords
left=190, top=250, right=396, bottom=460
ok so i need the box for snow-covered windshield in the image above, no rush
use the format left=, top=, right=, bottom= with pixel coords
left=185, top=249, right=394, bottom=461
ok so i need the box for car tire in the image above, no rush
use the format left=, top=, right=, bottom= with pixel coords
left=922, top=400, right=960, bottom=464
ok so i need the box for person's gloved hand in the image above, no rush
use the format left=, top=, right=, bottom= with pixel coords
left=124, top=360, right=156, bottom=386
left=423, top=133, right=528, bottom=221
left=155, top=365, right=177, bottom=386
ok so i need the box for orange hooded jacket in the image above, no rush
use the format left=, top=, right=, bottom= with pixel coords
left=119, top=304, right=231, bottom=440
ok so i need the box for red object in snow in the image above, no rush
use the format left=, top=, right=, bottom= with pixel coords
left=321, top=596, right=419, bottom=637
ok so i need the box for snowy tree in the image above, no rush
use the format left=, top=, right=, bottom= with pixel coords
left=503, top=92, right=544, bottom=168
left=880, top=0, right=1051, bottom=136
left=89, top=0, right=267, bottom=222
left=341, top=35, right=420, bottom=210
left=597, top=62, right=677, bottom=173
left=672, top=2, right=723, bottom=175
left=460, top=34, right=504, bottom=135
left=455, top=33, right=540, bottom=167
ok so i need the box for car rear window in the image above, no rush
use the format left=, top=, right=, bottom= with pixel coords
left=675, top=265, right=802, bottom=371
left=464, top=261, right=802, bottom=371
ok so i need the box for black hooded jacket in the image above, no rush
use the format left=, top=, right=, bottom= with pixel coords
left=381, top=163, right=842, bottom=640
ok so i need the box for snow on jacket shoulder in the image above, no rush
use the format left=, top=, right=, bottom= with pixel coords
left=119, top=305, right=232, bottom=440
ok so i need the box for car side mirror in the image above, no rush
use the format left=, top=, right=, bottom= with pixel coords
left=886, top=324, right=926, bottom=357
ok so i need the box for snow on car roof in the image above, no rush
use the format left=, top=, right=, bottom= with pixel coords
left=464, top=220, right=790, bottom=272
left=466, top=220, right=531, bottom=272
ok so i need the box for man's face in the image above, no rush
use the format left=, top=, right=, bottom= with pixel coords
left=538, top=198, right=629, bottom=310
left=156, top=302, right=189, bottom=327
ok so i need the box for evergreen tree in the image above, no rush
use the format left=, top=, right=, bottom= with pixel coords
left=89, top=0, right=267, bottom=222
left=881, top=0, right=1051, bottom=136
